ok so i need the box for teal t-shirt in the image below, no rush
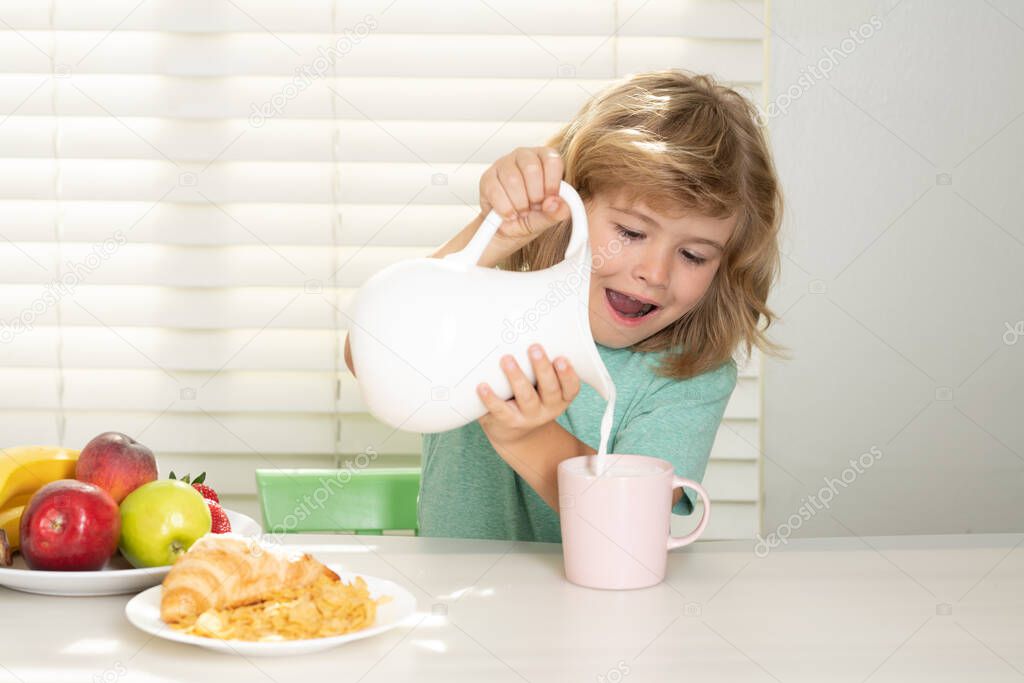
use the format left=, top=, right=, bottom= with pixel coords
left=417, top=343, right=738, bottom=542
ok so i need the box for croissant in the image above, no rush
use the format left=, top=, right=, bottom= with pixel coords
left=160, top=533, right=339, bottom=624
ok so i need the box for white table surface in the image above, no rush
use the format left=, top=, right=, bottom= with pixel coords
left=1, top=532, right=1022, bottom=683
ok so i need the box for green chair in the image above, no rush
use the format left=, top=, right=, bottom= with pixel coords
left=255, top=467, right=420, bottom=536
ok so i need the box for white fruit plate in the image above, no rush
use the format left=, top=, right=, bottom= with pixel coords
left=124, top=567, right=418, bottom=657
left=0, top=508, right=261, bottom=597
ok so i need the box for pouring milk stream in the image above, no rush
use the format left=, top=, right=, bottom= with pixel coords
left=349, top=181, right=617, bottom=475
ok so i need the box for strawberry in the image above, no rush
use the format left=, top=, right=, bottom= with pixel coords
left=191, top=481, right=220, bottom=504
left=207, top=500, right=231, bottom=534
left=169, top=471, right=228, bottom=532
left=169, top=471, right=220, bottom=504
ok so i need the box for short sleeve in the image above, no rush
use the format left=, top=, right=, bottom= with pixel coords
left=611, top=360, right=738, bottom=516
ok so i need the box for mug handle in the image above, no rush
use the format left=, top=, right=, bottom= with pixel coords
left=443, top=180, right=590, bottom=266
left=667, top=477, right=711, bottom=550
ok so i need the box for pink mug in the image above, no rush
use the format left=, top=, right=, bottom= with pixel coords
left=557, top=454, right=711, bottom=590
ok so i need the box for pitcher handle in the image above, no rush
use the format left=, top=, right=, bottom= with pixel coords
left=444, top=181, right=589, bottom=266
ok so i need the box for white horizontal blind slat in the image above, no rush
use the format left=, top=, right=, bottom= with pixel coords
left=0, top=75, right=761, bottom=120
left=2, top=33, right=761, bottom=81
left=0, top=1, right=765, bottom=538
left=5, top=1, right=765, bottom=39
left=0, top=243, right=432, bottom=287
left=0, top=160, right=488, bottom=203
left=0, top=118, right=567, bottom=163
left=672, top=500, right=758, bottom=539
left=0, top=200, right=469, bottom=246
left=1, top=326, right=337, bottom=370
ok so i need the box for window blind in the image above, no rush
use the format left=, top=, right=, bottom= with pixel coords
left=0, top=0, right=766, bottom=538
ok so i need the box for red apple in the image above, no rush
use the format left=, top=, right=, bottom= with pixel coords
left=19, top=479, right=121, bottom=571
left=76, top=431, right=158, bottom=504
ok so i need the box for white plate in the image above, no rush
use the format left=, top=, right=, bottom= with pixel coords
left=0, top=509, right=261, bottom=597
left=124, top=567, right=418, bottom=656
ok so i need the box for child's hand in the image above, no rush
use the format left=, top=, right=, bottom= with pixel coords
left=479, top=147, right=572, bottom=243
left=476, top=343, right=580, bottom=448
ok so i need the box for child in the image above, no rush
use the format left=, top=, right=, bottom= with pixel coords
left=347, top=69, right=784, bottom=542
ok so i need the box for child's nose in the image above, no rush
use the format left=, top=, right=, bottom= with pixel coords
left=634, top=251, right=671, bottom=288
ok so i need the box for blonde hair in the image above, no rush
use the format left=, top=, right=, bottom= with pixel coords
left=499, top=69, right=788, bottom=380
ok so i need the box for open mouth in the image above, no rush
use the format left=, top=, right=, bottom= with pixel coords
left=604, top=289, right=660, bottom=323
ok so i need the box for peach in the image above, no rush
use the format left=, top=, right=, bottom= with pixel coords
left=75, top=432, right=158, bottom=504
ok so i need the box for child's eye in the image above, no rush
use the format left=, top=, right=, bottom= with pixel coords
left=615, top=225, right=643, bottom=241
left=680, top=250, right=707, bottom=265
left=616, top=224, right=707, bottom=265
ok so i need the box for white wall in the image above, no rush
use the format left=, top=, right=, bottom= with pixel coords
left=763, top=0, right=1024, bottom=537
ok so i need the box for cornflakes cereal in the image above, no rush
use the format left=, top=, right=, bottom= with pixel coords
left=171, top=575, right=390, bottom=642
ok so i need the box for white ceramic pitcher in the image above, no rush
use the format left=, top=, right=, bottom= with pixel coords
left=348, top=181, right=614, bottom=434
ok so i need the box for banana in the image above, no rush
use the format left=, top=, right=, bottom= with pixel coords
left=0, top=445, right=79, bottom=510
left=1, top=492, right=32, bottom=511
left=0, top=503, right=24, bottom=550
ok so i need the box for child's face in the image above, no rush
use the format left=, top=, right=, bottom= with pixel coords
left=585, top=190, right=736, bottom=349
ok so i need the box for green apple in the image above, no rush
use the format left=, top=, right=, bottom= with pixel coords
left=118, top=479, right=212, bottom=568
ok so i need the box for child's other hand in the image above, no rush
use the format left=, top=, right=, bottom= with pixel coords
left=479, top=147, right=572, bottom=243
left=476, top=343, right=579, bottom=447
